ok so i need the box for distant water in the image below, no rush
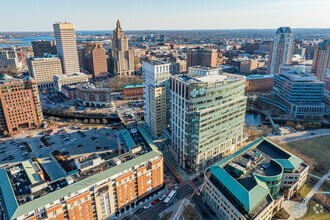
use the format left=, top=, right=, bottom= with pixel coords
left=245, top=112, right=263, bottom=127
left=0, top=31, right=106, bottom=47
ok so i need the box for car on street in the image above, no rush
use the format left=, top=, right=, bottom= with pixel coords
left=104, top=146, right=109, bottom=149
left=78, top=144, right=83, bottom=147
left=152, top=199, right=160, bottom=205
left=174, top=184, right=178, bottom=189
left=159, top=195, right=166, bottom=201
left=96, top=146, right=101, bottom=149
left=143, top=203, right=152, bottom=210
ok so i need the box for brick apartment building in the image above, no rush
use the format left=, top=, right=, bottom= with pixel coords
left=0, top=74, right=43, bottom=133
left=186, top=48, right=218, bottom=69
left=245, top=74, right=274, bottom=94
left=122, top=84, right=143, bottom=99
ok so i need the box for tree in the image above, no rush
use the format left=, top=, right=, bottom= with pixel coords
left=107, top=75, right=143, bottom=91
left=95, top=119, right=100, bottom=124
left=102, top=118, right=108, bottom=124
left=73, top=119, right=79, bottom=124
left=89, top=119, right=96, bottom=124
left=3, top=130, right=9, bottom=137
left=83, top=119, right=89, bottom=124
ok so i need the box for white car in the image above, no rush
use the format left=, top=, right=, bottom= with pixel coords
left=143, top=203, right=152, bottom=209
left=159, top=195, right=166, bottom=201
left=174, top=184, right=178, bottom=189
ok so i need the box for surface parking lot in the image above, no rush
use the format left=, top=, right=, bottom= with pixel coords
left=0, top=126, right=119, bottom=181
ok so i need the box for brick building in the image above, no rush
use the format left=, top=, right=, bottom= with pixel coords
left=186, top=48, right=217, bottom=69
left=122, top=84, right=143, bottom=99
left=83, top=43, right=108, bottom=80
left=245, top=74, right=274, bottom=94
left=0, top=74, right=43, bottom=133
left=62, top=82, right=111, bottom=107
left=312, top=40, right=330, bottom=81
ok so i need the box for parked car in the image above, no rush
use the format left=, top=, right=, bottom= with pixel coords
left=159, top=195, right=166, bottom=201
left=96, top=146, right=101, bottom=149
left=174, top=184, right=178, bottom=189
left=78, top=144, right=83, bottom=148
left=104, top=146, right=109, bottom=149
left=143, top=203, right=152, bottom=209
left=152, top=199, right=160, bottom=205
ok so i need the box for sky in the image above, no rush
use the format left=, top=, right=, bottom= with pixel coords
left=0, top=0, right=329, bottom=32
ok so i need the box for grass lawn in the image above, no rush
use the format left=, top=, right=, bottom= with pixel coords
left=280, top=135, right=330, bottom=169
left=300, top=182, right=315, bottom=198
left=298, top=198, right=330, bottom=220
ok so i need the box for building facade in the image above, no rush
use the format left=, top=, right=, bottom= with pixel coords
left=122, top=84, right=143, bottom=99
left=62, top=83, right=111, bottom=107
left=187, top=48, right=217, bottom=70
left=312, top=40, right=330, bottom=81
left=273, top=71, right=326, bottom=118
left=54, top=72, right=89, bottom=92
left=0, top=48, right=24, bottom=70
left=108, top=21, right=134, bottom=76
left=204, top=137, right=308, bottom=220
left=0, top=75, right=43, bottom=133
left=32, top=40, right=57, bottom=57
left=83, top=43, right=108, bottom=80
left=267, top=27, right=294, bottom=75
left=0, top=127, right=163, bottom=220
left=169, top=73, right=247, bottom=171
left=245, top=75, right=274, bottom=94
left=53, top=23, right=80, bottom=74
left=27, top=56, right=63, bottom=88
left=143, top=60, right=171, bottom=137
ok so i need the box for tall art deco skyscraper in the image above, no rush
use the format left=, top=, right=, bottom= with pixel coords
left=267, top=27, right=294, bottom=75
left=109, top=20, right=134, bottom=76
left=53, top=22, right=80, bottom=74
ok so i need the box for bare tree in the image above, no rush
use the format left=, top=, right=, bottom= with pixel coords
left=102, top=118, right=108, bottom=124
left=95, top=119, right=100, bottom=124
left=83, top=119, right=89, bottom=124
left=89, top=119, right=96, bottom=124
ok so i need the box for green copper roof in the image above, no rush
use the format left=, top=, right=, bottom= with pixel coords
left=119, top=129, right=136, bottom=150
left=0, top=74, right=14, bottom=80
left=123, top=84, right=143, bottom=89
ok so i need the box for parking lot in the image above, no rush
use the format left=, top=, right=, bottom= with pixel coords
left=0, top=126, right=119, bottom=181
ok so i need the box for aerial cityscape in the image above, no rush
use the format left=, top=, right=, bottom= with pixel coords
left=0, top=1, right=329, bottom=220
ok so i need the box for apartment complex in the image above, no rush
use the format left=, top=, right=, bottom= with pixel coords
left=169, top=73, right=247, bottom=171
left=312, top=39, right=330, bottom=81
left=0, top=48, right=24, bottom=70
left=53, top=23, right=80, bottom=74
left=0, top=74, right=43, bottom=133
left=204, top=137, right=308, bottom=220
left=143, top=60, right=171, bottom=137
left=54, top=72, right=89, bottom=92
left=32, top=40, right=57, bottom=57
left=108, top=21, right=134, bottom=76
left=273, top=71, right=326, bottom=118
left=186, top=48, right=217, bottom=69
left=83, top=43, right=108, bottom=80
left=62, top=82, right=111, bottom=107
left=245, top=74, right=274, bottom=94
left=267, top=27, right=294, bottom=75
left=27, top=56, right=63, bottom=88
left=0, top=127, right=164, bottom=220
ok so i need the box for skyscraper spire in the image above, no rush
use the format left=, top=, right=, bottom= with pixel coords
left=116, top=20, right=121, bottom=29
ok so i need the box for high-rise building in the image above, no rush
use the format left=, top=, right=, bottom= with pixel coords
left=312, top=40, right=330, bottom=81
left=0, top=74, right=43, bottom=133
left=83, top=43, right=108, bottom=80
left=109, top=20, right=134, bottom=76
left=27, top=56, right=63, bottom=88
left=53, top=22, right=80, bottom=74
left=32, top=40, right=57, bottom=57
left=169, top=72, right=247, bottom=171
left=186, top=48, right=217, bottom=69
left=204, top=137, right=308, bottom=220
left=0, top=127, right=164, bottom=220
left=0, top=47, right=24, bottom=70
left=266, top=27, right=294, bottom=75
left=143, top=60, right=171, bottom=137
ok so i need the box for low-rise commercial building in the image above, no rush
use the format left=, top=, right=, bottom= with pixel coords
left=0, top=74, right=43, bottom=133
left=204, top=137, right=308, bottom=220
left=27, top=56, right=63, bottom=88
left=245, top=75, right=274, bottom=94
left=54, top=72, right=89, bottom=92
left=122, top=84, right=143, bottom=99
left=0, top=127, right=164, bottom=220
left=62, top=82, right=111, bottom=107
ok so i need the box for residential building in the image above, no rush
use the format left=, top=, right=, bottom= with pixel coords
left=0, top=127, right=164, bottom=220
left=204, top=137, right=308, bottom=220
left=108, top=20, right=134, bottom=76
left=312, top=40, right=330, bottom=81
left=32, top=40, right=57, bottom=57
left=273, top=71, right=326, bottom=118
left=27, top=56, right=63, bottom=88
left=187, top=48, right=217, bottom=69
left=0, top=74, right=43, bottom=133
left=323, top=70, right=330, bottom=103
left=83, top=43, right=108, bottom=80
left=188, top=65, right=222, bottom=77
left=143, top=60, right=171, bottom=137
left=267, top=27, right=294, bottom=75
left=54, top=72, right=89, bottom=92
left=245, top=75, right=274, bottom=94
left=169, top=57, right=186, bottom=74
left=0, top=48, right=24, bottom=70
left=169, top=73, right=247, bottom=171
left=122, top=84, right=143, bottom=99
left=53, top=22, right=80, bottom=74
left=61, top=82, right=111, bottom=107
left=239, top=59, right=261, bottom=74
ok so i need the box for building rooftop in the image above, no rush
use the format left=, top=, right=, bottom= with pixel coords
left=208, top=137, right=305, bottom=216
left=145, top=60, right=170, bottom=66
left=0, top=127, right=161, bottom=219
left=123, top=83, right=143, bottom=89
left=246, top=74, right=274, bottom=80
left=279, top=71, right=321, bottom=83
left=54, top=72, right=88, bottom=80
